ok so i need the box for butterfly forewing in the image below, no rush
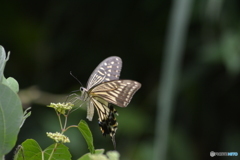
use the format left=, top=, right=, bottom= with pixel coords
left=90, top=80, right=141, bottom=107
left=86, top=56, right=122, bottom=90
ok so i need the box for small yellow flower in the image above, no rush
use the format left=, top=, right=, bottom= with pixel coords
left=46, top=132, right=70, bottom=143
left=47, top=102, right=74, bottom=114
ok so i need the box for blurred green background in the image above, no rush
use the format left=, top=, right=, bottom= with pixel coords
left=1, top=0, right=240, bottom=160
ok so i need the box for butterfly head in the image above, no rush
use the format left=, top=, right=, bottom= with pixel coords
left=80, top=87, right=89, bottom=101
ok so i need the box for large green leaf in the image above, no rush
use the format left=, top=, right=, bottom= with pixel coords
left=2, top=77, right=19, bottom=93
left=77, top=150, right=120, bottom=160
left=0, top=46, right=6, bottom=82
left=14, top=139, right=71, bottom=160
left=0, top=46, right=19, bottom=93
left=0, top=84, right=23, bottom=156
left=43, top=143, right=71, bottom=160
left=78, top=120, right=95, bottom=154
left=14, top=139, right=42, bottom=160
left=0, top=46, right=10, bottom=83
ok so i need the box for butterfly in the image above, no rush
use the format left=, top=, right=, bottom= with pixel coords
left=79, top=56, right=141, bottom=149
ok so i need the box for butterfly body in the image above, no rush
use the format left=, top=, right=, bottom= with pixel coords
left=79, top=56, right=141, bottom=149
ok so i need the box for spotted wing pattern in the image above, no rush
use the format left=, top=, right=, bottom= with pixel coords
left=86, top=56, right=122, bottom=90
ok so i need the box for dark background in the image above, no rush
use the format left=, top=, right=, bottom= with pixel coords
left=1, top=0, right=240, bottom=160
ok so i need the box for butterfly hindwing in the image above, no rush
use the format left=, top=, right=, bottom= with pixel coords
left=90, top=80, right=141, bottom=107
left=90, top=97, right=118, bottom=149
left=91, top=97, right=110, bottom=121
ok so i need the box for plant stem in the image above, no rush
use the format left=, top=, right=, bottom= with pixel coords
left=65, top=125, right=78, bottom=131
left=57, top=113, right=63, bottom=130
left=42, top=150, right=44, bottom=160
left=63, top=114, right=68, bottom=131
left=48, top=143, right=58, bottom=160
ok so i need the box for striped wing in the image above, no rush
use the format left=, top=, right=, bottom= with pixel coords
left=90, top=98, right=118, bottom=149
left=90, top=80, right=141, bottom=107
left=90, top=97, right=110, bottom=121
left=86, top=56, right=122, bottom=90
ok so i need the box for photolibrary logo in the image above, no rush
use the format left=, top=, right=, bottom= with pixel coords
left=210, top=151, right=238, bottom=157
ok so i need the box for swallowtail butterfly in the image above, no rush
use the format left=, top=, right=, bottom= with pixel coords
left=79, top=56, right=141, bottom=149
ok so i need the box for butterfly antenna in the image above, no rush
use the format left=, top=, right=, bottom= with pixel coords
left=70, top=71, right=83, bottom=87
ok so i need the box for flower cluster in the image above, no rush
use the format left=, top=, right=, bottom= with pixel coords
left=47, top=102, right=74, bottom=114
left=46, top=132, right=70, bottom=143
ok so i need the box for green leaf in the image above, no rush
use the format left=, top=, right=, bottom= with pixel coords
left=0, top=84, right=23, bottom=156
left=78, top=149, right=105, bottom=160
left=0, top=46, right=19, bottom=93
left=0, top=46, right=10, bottom=83
left=13, top=139, right=72, bottom=160
left=14, top=139, right=42, bottom=160
left=106, top=151, right=120, bottom=160
left=78, top=120, right=95, bottom=154
left=43, top=143, right=71, bottom=160
left=78, top=150, right=120, bottom=160
left=0, top=46, right=6, bottom=82
left=13, top=145, right=24, bottom=160
left=2, top=77, right=19, bottom=93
